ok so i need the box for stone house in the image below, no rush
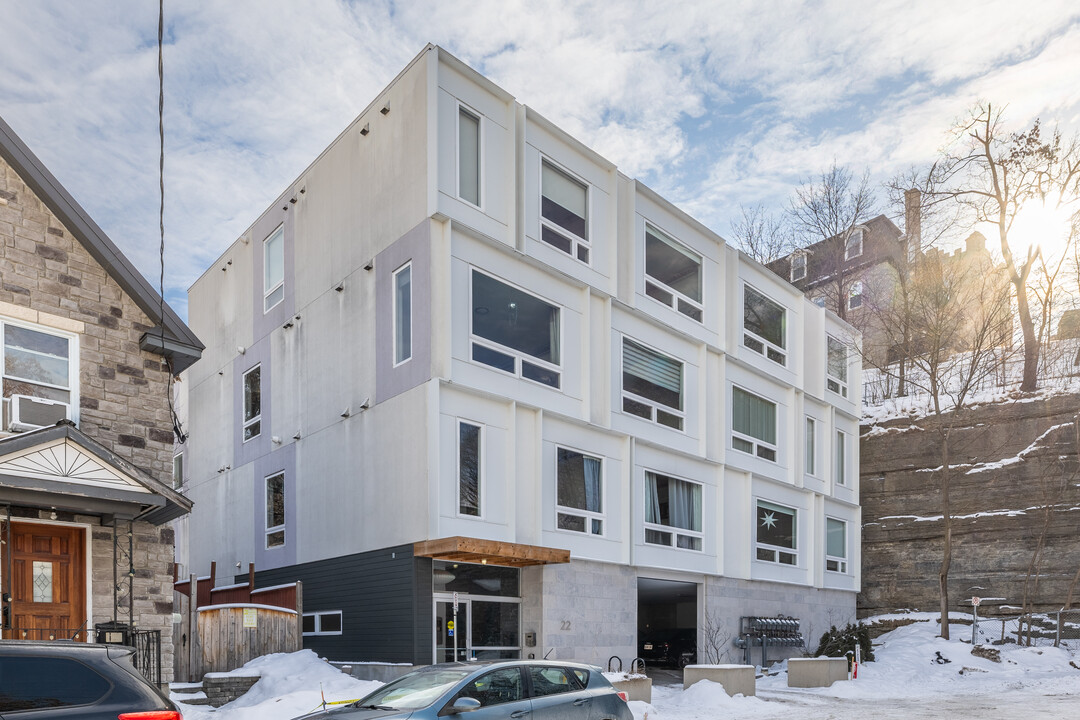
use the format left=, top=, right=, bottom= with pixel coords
left=0, top=113, right=202, bottom=684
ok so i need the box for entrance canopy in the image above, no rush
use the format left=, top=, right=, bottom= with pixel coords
left=414, top=536, right=570, bottom=567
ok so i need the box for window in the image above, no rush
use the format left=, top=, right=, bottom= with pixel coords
left=0, top=656, right=110, bottom=711
left=848, top=281, right=863, bottom=310
left=644, top=224, right=703, bottom=321
left=470, top=270, right=561, bottom=388
left=393, top=263, right=412, bottom=365
left=242, top=365, right=261, bottom=441
left=845, top=228, right=863, bottom=260
left=835, top=431, right=847, bottom=486
left=644, top=471, right=702, bottom=551
left=540, top=159, right=589, bottom=263
left=454, top=667, right=524, bottom=707
left=458, top=421, right=482, bottom=517
left=556, top=448, right=603, bottom=535
left=731, top=386, right=777, bottom=462
left=743, top=285, right=786, bottom=365
left=1, top=320, right=75, bottom=426
left=529, top=666, right=582, bottom=697
left=302, top=610, right=343, bottom=636
left=265, top=472, right=285, bottom=548
left=812, top=296, right=827, bottom=308
left=805, top=417, right=816, bottom=476
left=826, top=517, right=848, bottom=573
left=458, top=106, right=481, bottom=206
left=756, top=500, right=796, bottom=565
left=791, top=253, right=807, bottom=282
left=621, top=338, right=684, bottom=430
left=264, top=225, right=285, bottom=312
left=827, top=336, right=848, bottom=397
left=173, top=452, right=184, bottom=489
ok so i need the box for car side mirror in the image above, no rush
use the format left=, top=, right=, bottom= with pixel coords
left=443, top=696, right=481, bottom=715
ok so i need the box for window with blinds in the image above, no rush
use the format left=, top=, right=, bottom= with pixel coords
left=540, top=159, right=590, bottom=264
left=621, top=337, right=684, bottom=430
left=731, top=386, right=777, bottom=461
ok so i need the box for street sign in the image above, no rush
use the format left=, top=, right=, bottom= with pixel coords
left=971, top=596, right=981, bottom=607
left=453, top=591, right=459, bottom=612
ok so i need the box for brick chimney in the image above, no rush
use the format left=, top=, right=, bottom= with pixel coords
left=904, top=188, right=922, bottom=260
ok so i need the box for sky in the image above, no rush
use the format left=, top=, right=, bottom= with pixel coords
left=1, top=1, right=1078, bottom=319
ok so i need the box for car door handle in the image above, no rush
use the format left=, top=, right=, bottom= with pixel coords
left=573, top=698, right=590, bottom=706
left=510, top=711, right=530, bottom=718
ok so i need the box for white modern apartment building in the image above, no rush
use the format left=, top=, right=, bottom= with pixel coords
left=176, top=45, right=860, bottom=667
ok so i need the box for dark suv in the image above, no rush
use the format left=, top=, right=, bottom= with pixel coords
left=0, top=640, right=180, bottom=719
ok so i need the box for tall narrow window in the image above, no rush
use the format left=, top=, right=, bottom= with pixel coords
left=826, top=517, right=848, bottom=573
left=458, top=421, right=482, bottom=517
left=743, top=285, right=786, bottom=365
left=470, top=270, right=561, bottom=388
left=731, top=386, right=777, bottom=461
left=827, top=336, right=848, bottom=397
left=458, top=107, right=480, bottom=206
left=835, top=430, right=847, bottom=486
left=556, top=448, right=603, bottom=535
left=264, top=225, right=285, bottom=312
left=756, top=500, right=796, bottom=565
left=791, top=253, right=807, bottom=282
left=644, top=224, right=703, bottom=321
left=242, top=365, right=261, bottom=441
left=540, top=159, right=589, bottom=263
left=393, top=263, right=412, bottom=365
left=621, top=338, right=684, bottom=430
left=845, top=229, right=863, bottom=259
left=848, top=281, right=863, bottom=310
left=644, top=472, right=702, bottom=551
left=805, top=417, right=816, bottom=476
left=173, top=453, right=184, bottom=489
left=265, top=473, right=285, bottom=548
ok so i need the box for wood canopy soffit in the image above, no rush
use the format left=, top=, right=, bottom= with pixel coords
left=413, top=536, right=570, bottom=567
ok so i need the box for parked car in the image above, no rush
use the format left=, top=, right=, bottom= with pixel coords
left=291, top=659, right=632, bottom=719
left=0, top=640, right=180, bottom=719
left=639, top=628, right=696, bottom=667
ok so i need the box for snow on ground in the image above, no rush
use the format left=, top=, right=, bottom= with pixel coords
left=173, top=615, right=1079, bottom=720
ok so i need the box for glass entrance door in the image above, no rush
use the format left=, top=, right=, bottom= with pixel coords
left=435, top=600, right=470, bottom=663
left=433, top=595, right=522, bottom=663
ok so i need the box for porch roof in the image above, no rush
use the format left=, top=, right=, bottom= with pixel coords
left=413, top=536, right=570, bottom=567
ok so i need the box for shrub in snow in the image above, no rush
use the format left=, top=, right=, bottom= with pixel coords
left=815, top=623, right=875, bottom=662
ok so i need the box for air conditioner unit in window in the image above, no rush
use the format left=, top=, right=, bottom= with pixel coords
left=8, top=394, right=70, bottom=432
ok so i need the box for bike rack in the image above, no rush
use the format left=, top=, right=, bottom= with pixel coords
left=630, top=657, right=646, bottom=675
left=607, top=655, right=623, bottom=673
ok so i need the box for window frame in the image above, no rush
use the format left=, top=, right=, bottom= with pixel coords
left=731, top=385, right=778, bottom=462
left=790, top=252, right=807, bottom=282
left=393, top=261, right=413, bottom=367
left=847, top=281, right=864, bottom=310
left=755, top=499, right=798, bottom=566
left=804, top=416, right=816, bottom=476
left=302, top=610, right=344, bottom=636
left=263, top=224, right=285, bottom=313
left=457, top=419, right=484, bottom=519
left=826, top=335, right=849, bottom=398
left=825, top=517, right=848, bottom=574
left=620, top=336, right=685, bottom=431
left=457, top=104, right=482, bottom=208
left=742, top=283, right=787, bottom=366
left=468, top=269, right=563, bottom=390
left=539, top=157, right=590, bottom=265
left=845, top=228, right=864, bottom=260
left=643, top=470, right=704, bottom=552
left=0, top=317, right=79, bottom=428
left=643, top=222, right=704, bottom=322
left=265, top=472, right=286, bottom=549
left=242, top=364, right=262, bottom=442
left=554, top=445, right=605, bottom=537
left=835, top=430, right=847, bottom=486
left=173, top=452, right=184, bottom=489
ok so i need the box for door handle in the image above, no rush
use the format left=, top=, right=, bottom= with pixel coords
left=510, top=711, right=530, bottom=718
left=573, top=698, right=590, bottom=706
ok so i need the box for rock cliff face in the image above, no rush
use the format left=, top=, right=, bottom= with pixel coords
left=859, top=394, right=1080, bottom=617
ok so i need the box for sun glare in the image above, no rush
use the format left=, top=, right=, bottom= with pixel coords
left=1010, top=194, right=1077, bottom=258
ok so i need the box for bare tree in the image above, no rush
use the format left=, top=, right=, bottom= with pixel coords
left=699, top=611, right=732, bottom=664
left=729, top=204, right=792, bottom=265
left=787, top=163, right=877, bottom=321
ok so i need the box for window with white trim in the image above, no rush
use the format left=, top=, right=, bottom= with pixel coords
left=756, top=500, right=796, bottom=565
left=458, top=106, right=481, bottom=207
left=458, top=421, right=482, bottom=517
left=845, top=228, right=863, bottom=260
left=835, top=430, right=847, bottom=486
left=556, top=447, right=603, bottom=536
left=731, top=386, right=777, bottom=462
left=644, top=471, right=702, bottom=551
left=791, top=253, right=807, bottom=282
left=242, top=365, right=261, bottom=441
left=826, top=517, right=848, bottom=573
left=644, top=224, right=703, bottom=321
left=540, top=159, right=589, bottom=264
left=263, top=225, right=285, bottom=312
left=265, top=472, right=285, bottom=548
left=621, top=337, right=684, bottom=431
left=172, top=452, right=184, bottom=489
left=470, top=270, right=561, bottom=388
left=805, top=417, right=816, bottom=476
left=743, top=285, right=786, bottom=365
left=1, top=319, right=76, bottom=429
left=848, top=281, right=863, bottom=310
left=827, top=335, right=848, bottom=397
left=393, top=262, right=412, bottom=365
left=302, top=610, right=343, bottom=636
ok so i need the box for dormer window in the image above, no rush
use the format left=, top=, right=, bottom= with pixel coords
left=845, top=229, right=863, bottom=260
left=790, top=253, right=807, bottom=282
left=540, top=159, right=589, bottom=264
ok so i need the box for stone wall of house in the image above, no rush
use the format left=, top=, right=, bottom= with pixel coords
left=0, top=155, right=174, bottom=479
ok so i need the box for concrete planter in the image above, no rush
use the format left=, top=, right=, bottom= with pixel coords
left=610, top=676, right=652, bottom=703
left=683, top=664, right=755, bottom=696
left=787, top=657, right=849, bottom=688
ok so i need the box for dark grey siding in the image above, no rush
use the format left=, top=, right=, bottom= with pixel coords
left=245, top=544, right=432, bottom=664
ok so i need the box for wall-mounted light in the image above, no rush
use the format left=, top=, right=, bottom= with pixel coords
left=364, top=260, right=374, bottom=271
left=359, top=398, right=370, bottom=411
left=283, top=321, right=294, bottom=329
left=380, top=103, right=390, bottom=115
left=335, top=283, right=344, bottom=292
left=360, top=123, right=370, bottom=136
left=341, top=408, right=351, bottom=418
left=272, top=436, right=281, bottom=444
left=237, top=346, right=246, bottom=355
left=293, top=430, right=302, bottom=440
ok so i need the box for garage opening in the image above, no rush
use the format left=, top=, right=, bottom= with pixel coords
left=637, top=578, right=697, bottom=668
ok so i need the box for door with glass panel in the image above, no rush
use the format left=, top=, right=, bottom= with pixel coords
left=3, top=522, right=85, bottom=640
left=434, top=595, right=521, bottom=663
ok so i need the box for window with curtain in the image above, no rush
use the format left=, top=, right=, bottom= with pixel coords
left=743, top=284, right=786, bottom=365
left=540, top=159, right=590, bottom=263
left=265, top=473, right=285, bottom=548
left=459, top=107, right=481, bottom=206
left=827, top=336, right=848, bottom=397
left=756, top=499, right=796, bottom=565
left=805, top=417, right=816, bottom=476
left=826, top=517, right=847, bottom=573
left=835, top=431, right=846, bottom=486
left=731, top=386, right=777, bottom=461
left=622, top=337, right=684, bottom=430
left=394, top=263, right=412, bottom=365
left=264, top=225, right=285, bottom=312
left=644, top=472, right=702, bottom=551
left=459, top=421, right=482, bottom=517
left=470, top=270, right=561, bottom=388
left=556, top=447, right=603, bottom=535
left=644, top=224, right=703, bottom=321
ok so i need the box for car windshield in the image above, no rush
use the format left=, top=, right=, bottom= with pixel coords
left=355, top=669, right=473, bottom=710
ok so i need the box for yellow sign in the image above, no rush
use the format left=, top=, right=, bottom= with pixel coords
left=243, top=607, right=258, bottom=628
left=447, top=620, right=455, bottom=630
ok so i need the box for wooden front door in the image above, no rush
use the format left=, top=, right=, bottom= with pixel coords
left=2, top=522, right=86, bottom=640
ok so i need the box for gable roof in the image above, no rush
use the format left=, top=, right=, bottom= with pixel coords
left=0, top=114, right=203, bottom=373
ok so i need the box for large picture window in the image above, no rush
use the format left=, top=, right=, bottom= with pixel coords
left=242, top=365, right=261, bottom=441
left=644, top=224, right=702, bottom=321
left=471, top=271, right=561, bottom=388
left=827, top=336, right=848, bottom=397
left=393, top=262, right=413, bottom=365
left=743, top=285, right=786, bottom=365
left=458, top=106, right=481, bottom=206
left=540, top=159, right=589, bottom=264
left=264, top=225, right=285, bottom=312
left=556, top=448, right=603, bottom=535
left=826, top=517, right=848, bottom=573
left=458, top=421, right=482, bottom=517
left=622, top=338, right=684, bottom=430
left=644, top=472, right=702, bottom=551
left=731, top=386, right=777, bottom=461
left=265, top=473, right=285, bottom=548
left=1, top=320, right=75, bottom=430
left=756, top=500, right=796, bottom=565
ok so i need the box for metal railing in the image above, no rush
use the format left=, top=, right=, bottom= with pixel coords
left=131, top=629, right=163, bottom=687
left=972, top=609, right=1080, bottom=650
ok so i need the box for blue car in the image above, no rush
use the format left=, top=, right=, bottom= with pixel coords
left=293, top=659, right=633, bottom=719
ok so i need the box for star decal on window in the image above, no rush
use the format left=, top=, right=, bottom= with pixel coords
left=761, top=511, right=777, bottom=529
